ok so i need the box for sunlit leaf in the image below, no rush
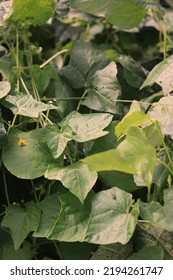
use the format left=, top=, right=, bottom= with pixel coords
left=82, top=126, right=157, bottom=188
left=34, top=187, right=139, bottom=245
left=0, top=81, right=11, bottom=99
left=141, top=55, right=173, bottom=95
left=60, top=111, right=113, bottom=142
left=45, top=162, right=98, bottom=203
left=5, top=92, right=57, bottom=118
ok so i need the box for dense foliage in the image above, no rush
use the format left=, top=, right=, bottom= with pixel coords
left=0, top=0, right=173, bottom=260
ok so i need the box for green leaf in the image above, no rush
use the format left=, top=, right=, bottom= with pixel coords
left=90, top=242, right=133, bottom=260
left=1, top=201, right=41, bottom=250
left=59, top=41, right=109, bottom=89
left=3, top=128, right=59, bottom=179
left=1, top=241, right=33, bottom=260
left=99, top=171, right=137, bottom=193
left=45, top=162, right=98, bottom=203
left=140, top=188, right=173, bottom=232
left=82, top=126, right=157, bottom=188
left=115, top=111, right=150, bottom=138
left=34, top=194, right=61, bottom=238
left=149, top=96, right=173, bottom=138
left=0, top=81, right=11, bottom=99
left=58, top=242, right=96, bottom=260
left=134, top=223, right=173, bottom=259
left=128, top=245, right=164, bottom=260
left=34, top=187, right=139, bottom=244
left=141, top=55, right=173, bottom=95
left=118, top=55, right=146, bottom=88
left=81, top=62, right=122, bottom=115
left=10, top=0, right=55, bottom=25
left=41, top=125, right=73, bottom=159
left=5, top=92, right=57, bottom=118
left=71, top=0, right=147, bottom=30
left=60, top=111, right=113, bottom=142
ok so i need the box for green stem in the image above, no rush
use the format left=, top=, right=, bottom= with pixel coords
left=31, top=180, right=38, bottom=204
left=40, top=49, right=68, bottom=69
left=53, top=241, right=63, bottom=260
left=77, top=89, right=89, bottom=112
left=154, top=120, right=173, bottom=170
left=3, top=172, right=10, bottom=206
left=157, top=159, right=173, bottom=177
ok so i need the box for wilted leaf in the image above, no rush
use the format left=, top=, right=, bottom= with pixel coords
left=45, top=162, right=98, bottom=203
left=1, top=201, right=41, bottom=250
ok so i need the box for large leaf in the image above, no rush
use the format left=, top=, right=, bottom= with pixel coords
left=82, top=126, right=157, bottom=189
left=141, top=55, right=173, bottom=95
left=149, top=95, right=173, bottom=138
left=59, top=41, right=109, bottom=89
left=34, top=194, right=61, bottom=238
left=81, top=62, right=122, bottom=115
left=1, top=201, right=41, bottom=250
left=60, top=111, right=113, bottom=142
left=10, top=0, right=55, bottom=25
left=5, top=92, right=57, bottom=118
left=34, top=187, right=139, bottom=244
left=45, top=162, right=98, bottom=203
left=0, top=81, right=11, bottom=99
left=140, top=188, right=173, bottom=232
left=71, top=0, right=147, bottom=30
left=3, top=128, right=59, bottom=179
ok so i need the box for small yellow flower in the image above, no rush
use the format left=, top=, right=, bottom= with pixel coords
left=18, top=138, right=26, bottom=146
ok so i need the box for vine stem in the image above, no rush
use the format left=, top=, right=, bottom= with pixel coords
left=3, top=172, right=10, bottom=206
left=40, top=49, right=68, bottom=69
left=154, top=120, right=173, bottom=171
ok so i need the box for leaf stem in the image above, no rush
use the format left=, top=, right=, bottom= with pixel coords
left=3, top=172, right=10, bottom=206
left=40, top=49, right=68, bottom=69
left=76, top=89, right=89, bottom=111
left=154, top=120, right=173, bottom=171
